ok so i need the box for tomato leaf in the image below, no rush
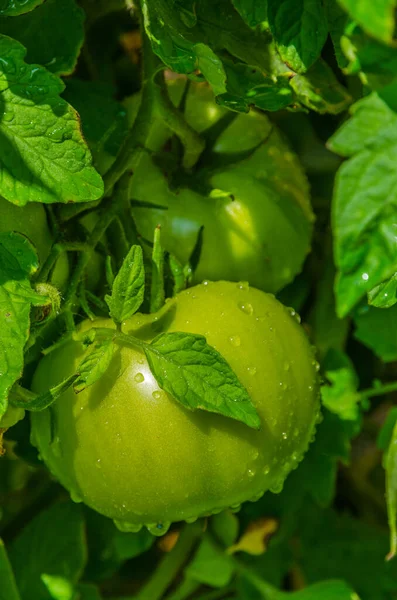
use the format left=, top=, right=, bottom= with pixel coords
left=185, top=535, right=235, bottom=588
left=8, top=501, right=86, bottom=600
left=267, top=0, right=328, bottom=73
left=0, top=0, right=44, bottom=16
left=0, top=35, right=103, bottom=206
left=0, top=539, right=20, bottom=600
left=290, top=59, right=352, bottom=114
left=105, top=245, right=145, bottom=324
left=320, top=349, right=363, bottom=422
left=368, top=273, right=397, bottom=308
left=74, top=340, right=115, bottom=394
left=231, top=0, right=268, bottom=29
left=150, top=226, right=165, bottom=314
left=0, top=232, right=41, bottom=419
left=144, top=331, right=261, bottom=429
left=0, top=0, right=84, bottom=76
left=354, top=303, right=397, bottom=362
left=328, top=93, right=397, bottom=317
left=9, top=374, right=78, bottom=412
left=337, top=0, right=396, bottom=44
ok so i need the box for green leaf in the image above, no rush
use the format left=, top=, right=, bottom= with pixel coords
left=267, top=0, right=328, bottom=73
left=0, top=35, right=103, bottom=205
left=384, top=418, right=397, bottom=559
left=0, top=0, right=84, bottom=76
left=290, top=59, right=352, bottom=114
left=239, top=577, right=357, bottom=600
left=0, top=232, right=40, bottom=419
left=321, top=349, right=362, bottom=421
left=0, top=0, right=44, bottom=16
left=8, top=501, right=87, bottom=600
left=354, top=303, right=397, bottom=362
left=105, top=245, right=145, bottom=324
left=142, top=0, right=296, bottom=111
left=74, top=340, right=115, bottom=394
left=324, top=0, right=350, bottom=69
left=328, top=93, right=397, bottom=317
left=231, top=0, right=268, bottom=28
left=217, top=60, right=294, bottom=113
left=337, top=0, right=396, bottom=44
left=185, top=535, right=235, bottom=588
left=41, top=575, right=75, bottom=600
left=77, top=584, right=103, bottom=600
left=9, top=375, right=78, bottom=412
left=0, top=540, right=20, bottom=600
left=368, top=273, right=397, bottom=307
left=145, top=331, right=261, bottom=429
left=62, top=79, right=128, bottom=175
left=150, top=226, right=165, bottom=313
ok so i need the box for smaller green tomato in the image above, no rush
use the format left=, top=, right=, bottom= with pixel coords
left=129, top=82, right=314, bottom=293
left=31, top=281, right=320, bottom=535
left=0, top=196, right=69, bottom=290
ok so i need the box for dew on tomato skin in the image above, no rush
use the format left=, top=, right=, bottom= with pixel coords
left=147, top=522, right=171, bottom=536
left=269, top=480, right=284, bottom=494
left=247, top=469, right=255, bottom=478
left=238, top=301, right=254, bottom=316
left=96, top=459, right=102, bottom=469
left=237, top=281, right=249, bottom=291
left=152, top=391, right=162, bottom=400
left=185, top=515, right=198, bottom=523
left=281, top=432, right=288, bottom=440
left=230, top=503, right=241, bottom=513
left=70, top=490, right=83, bottom=504
left=114, top=520, right=143, bottom=533
left=229, top=335, right=241, bottom=347
left=247, top=366, right=257, bottom=376
left=134, top=372, right=145, bottom=383
left=263, top=466, right=270, bottom=475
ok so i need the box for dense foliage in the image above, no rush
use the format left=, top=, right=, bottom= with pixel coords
left=1, top=1, right=397, bottom=600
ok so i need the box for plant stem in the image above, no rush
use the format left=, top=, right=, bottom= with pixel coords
left=163, top=577, right=200, bottom=600
left=135, top=522, right=202, bottom=600
left=103, top=17, right=158, bottom=194
left=361, top=382, right=397, bottom=401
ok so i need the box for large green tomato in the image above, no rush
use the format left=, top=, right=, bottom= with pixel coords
left=0, top=196, right=69, bottom=290
left=128, top=82, right=314, bottom=293
left=31, top=281, right=320, bottom=535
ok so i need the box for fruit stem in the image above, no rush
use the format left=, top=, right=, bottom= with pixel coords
left=135, top=522, right=202, bottom=600
left=360, top=382, right=397, bottom=401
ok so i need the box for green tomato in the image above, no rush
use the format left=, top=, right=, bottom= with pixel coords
left=31, top=281, right=320, bottom=535
left=129, top=82, right=314, bottom=293
left=0, top=196, right=69, bottom=290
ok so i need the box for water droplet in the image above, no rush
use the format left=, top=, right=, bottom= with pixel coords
left=238, top=302, right=253, bottom=316
left=229, top=335, right=241, bottom=347
left=308, top=385, right=313, bottom=392
left=134, top=372, right=144, bottom=383
left=203, top=280, right=209, bottom=286
left=152, top=390, right=162, bottom=400
left=96, top=459, right=102, bottom=468
left=361, top=272, right=369, bottom=281
left=247, top=469, right=255, bottom=478
left=279, top=381, right=287, bottom=390
left=263, top=466, right=270, bottom=475
left=247, top=366, right=257, bottom=376
left=2, top=112, right=14, bottom=122
left=237, top=281, right=249, bottom=291
left=185, top=515, right=198, bottom=524
left=281, top=432, right=288, bottom=440
left=70, top=489, right=83, bottom=504
left=230, top=503, right=241, bottom=513
left=147, top=521, right=171, bottom=536
left=114, top=520, right=143, bottom=533
left=270, top=480, right=284, bottom=494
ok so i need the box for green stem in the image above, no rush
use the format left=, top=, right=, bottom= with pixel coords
left=360, top=382, right=397, bottom=401
left=163, top=577, right=200, bottom=600
left=103, top=18, right=158, bottom=194
left=135, top=522, right=202, bottom=600
left=232, top=558, right=279, bottom=599
left=63, top=205, right=117, bottom=311
left=156, top=74, right=205, bottom=169
left=36, top=242, right=86, bottom=284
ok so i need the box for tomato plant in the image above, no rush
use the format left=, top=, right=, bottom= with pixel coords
left=1, top=2, right=397, bottom=600
left=31, top=281, right=320, bottom=535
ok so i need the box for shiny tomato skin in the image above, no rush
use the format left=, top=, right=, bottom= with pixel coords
left=31, top=281, right=320, bottom=535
